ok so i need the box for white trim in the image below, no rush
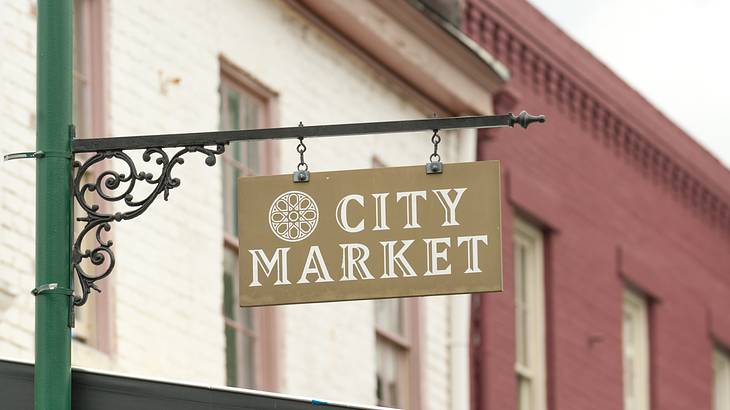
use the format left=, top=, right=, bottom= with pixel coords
left=512, top=217, right=547, bottom=410
left=715, top=347, right=730, bottom=410
left=622, top=288, right=650, bottom=410
left=449, top=294, right=471, bottom=410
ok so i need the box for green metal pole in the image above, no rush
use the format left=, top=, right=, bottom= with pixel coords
left=36, top=0, right=73, bottom=409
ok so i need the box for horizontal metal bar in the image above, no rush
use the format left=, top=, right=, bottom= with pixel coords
left=71, top=113, right=542, bottom=153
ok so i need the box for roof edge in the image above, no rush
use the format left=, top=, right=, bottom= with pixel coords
left=407, top=0, right=510, bottom=82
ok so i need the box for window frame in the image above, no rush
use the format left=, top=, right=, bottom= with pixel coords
left=73, top=0, right=107, bottom=139
left=72, top=0, right=113, bottom=354
left=223, top=240, right=274, bottom=389
left=512, top=217, right=547, bottom=410
left=622, top=287, right=650, bottom=410
left=219, top=57, right=279, bottom=391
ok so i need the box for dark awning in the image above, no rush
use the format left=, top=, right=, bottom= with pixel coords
left=0, top=358, right=390, bottom=410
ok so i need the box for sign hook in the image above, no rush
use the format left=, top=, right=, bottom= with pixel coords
left=293, top=121, right=310, bottom=183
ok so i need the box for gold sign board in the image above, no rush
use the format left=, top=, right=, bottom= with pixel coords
left=237, top=161, right=503, bottom=307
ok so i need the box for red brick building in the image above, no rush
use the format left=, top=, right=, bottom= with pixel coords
left=459, top=1, right=730, bottom=409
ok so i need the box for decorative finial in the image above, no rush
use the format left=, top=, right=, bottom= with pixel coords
left=509, top=111, right=546, bottom=129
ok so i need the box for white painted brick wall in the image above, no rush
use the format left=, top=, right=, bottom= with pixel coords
left=0, top=0, right=39, bottom=363
left=0, top=0, right=481, bottom=406
left=105, top=0, right=224, bottom=383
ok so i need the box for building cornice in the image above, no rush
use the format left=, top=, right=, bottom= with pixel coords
left=464, top=0, right=730, bottom=235
left=293, top=0, right=507, bottom=115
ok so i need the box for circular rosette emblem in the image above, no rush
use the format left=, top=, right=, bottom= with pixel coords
left=268, top=191, right=319, bottom=242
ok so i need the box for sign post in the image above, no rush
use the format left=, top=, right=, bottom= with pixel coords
left=35, top=1, right=73, bottom=409
left=238, top=161, right=503, bottom=307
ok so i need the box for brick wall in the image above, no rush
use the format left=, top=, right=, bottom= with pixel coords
left=464, top=1, right=730, bottom=409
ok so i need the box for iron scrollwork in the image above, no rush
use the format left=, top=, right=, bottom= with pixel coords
left=72, top=144, right=225, bottom=306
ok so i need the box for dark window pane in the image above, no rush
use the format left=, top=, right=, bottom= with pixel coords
left=375, top=299, right=404, bottom=336
left=227, top=90, right=240, bottom=130
left=225, top=325, right=237, bottom=387
left=221, top=162, right=239, bottom=236
left=223, top=248, right=237, bottom=319
left=245, top=141, right=261, bottom=174
left=231, top=164, right=239, bottom=236
left=232, top=141, right=243, bottom=162
left=244, top=97, right=259, bottom=129
left=222, top=164, right=231, bottom=234
left=223, top=274, right=234, bottom=320
left=376, top=375, right=384, bottom=404
left=240, top=308, right=254, bottom=330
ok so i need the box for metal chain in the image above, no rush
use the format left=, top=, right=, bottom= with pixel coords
left=429, top=129, right=441, bottom=163
left=296, top=121, right=308, bottom=171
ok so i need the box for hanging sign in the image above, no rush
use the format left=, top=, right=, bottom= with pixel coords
left=237, top=161, right=503, bottom=307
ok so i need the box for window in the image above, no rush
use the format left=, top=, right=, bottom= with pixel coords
left=513, top=217, right=546, bottom=410
left=73, top=0, right=105, bottom=139
left=220, top=60, right=277, bottom=390
left=72, top=0, right=110, bottom=352
left=714, top=347, right=730, bottom=410
left=622, top=288, right=650, bottom=410
left=73, top=0, right=91, bottom=138
left=375, top=298, right=419, bottom=408
left=223, top=247, right=258, bottom=388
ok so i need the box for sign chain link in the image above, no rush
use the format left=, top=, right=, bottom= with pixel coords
left=293, top=121, right=310, bottom=182
left=430, top=129, right=441, bottom=163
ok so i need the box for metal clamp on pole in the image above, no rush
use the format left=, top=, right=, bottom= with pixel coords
left=31, top=283, right=74, bottom=297
left=4, top=151, right=43, bottom=161
left=426, top=129, right=443, bottom=174
left=4, top=127, right=74, bottom=162
left=31, top=283, right=75, bottom=328
left=293, top=122, right=310, bottom=183
left=3, top=151, right=72, bottom=161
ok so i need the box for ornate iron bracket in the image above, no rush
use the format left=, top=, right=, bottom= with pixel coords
left=72, top=144, right=225, bottom=306
left=69, top=112, right=544, bottom=308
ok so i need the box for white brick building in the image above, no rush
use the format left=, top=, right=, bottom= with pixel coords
left=0, top=1, right=506, bottom=408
